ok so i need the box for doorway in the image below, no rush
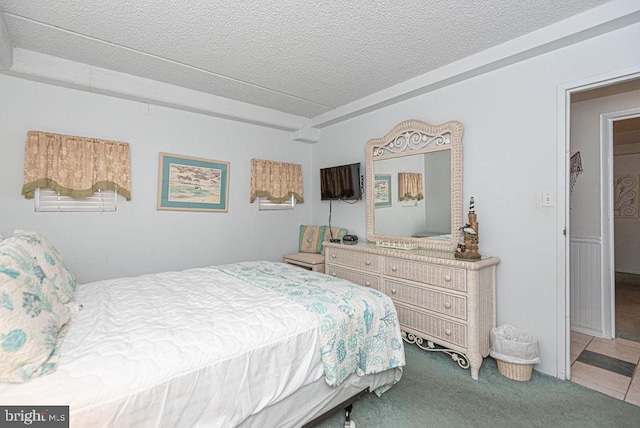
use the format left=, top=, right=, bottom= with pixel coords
left=564, top=80, right=640, bottom=403
left=568, top=82, right=640, bottom=340
left=611, top=116, right=640, bottom=343
left=563, top=76, right=640, bottom=382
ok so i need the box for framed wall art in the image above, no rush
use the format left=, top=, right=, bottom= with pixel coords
left=374, top=174, right=392, bottom=208
left=157, top=153, right=229, bottom=212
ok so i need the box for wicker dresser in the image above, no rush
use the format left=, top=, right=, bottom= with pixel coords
left=324, top=242, right=499, bottom=380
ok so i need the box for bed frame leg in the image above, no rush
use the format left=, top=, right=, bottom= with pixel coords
left=344, top=404, right=355, bottom=428
left=301, top=387, right=368, bottom=427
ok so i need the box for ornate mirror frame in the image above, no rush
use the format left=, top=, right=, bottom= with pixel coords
left=365, top=119, right=463, bottom=251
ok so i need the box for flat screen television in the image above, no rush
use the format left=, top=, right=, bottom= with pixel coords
left=320, top=162, right=362, bottom=201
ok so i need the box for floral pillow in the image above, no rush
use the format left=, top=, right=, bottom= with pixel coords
left=12, top=230, right=77, bottom=305
left=298, top=225, right=326, bottom=254
left=0, top=240, right=75, bottom=382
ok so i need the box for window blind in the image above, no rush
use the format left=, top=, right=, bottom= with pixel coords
left=34, top=188, right=117, bottom=212
left=258, top=195, right=295, bottom=211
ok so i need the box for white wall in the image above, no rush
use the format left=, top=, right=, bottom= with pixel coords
left=570, top=88, right=640, bottom=239
left=311, top=22, right=640, bottom=376
left=0, top=74, right=312, bottom=283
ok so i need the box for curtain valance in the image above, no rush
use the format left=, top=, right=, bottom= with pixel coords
left=250, top=159, right=304, bottom=203
left=22, top=131, right=131, bottom=200
left=398, top=172, right=424, bottom=201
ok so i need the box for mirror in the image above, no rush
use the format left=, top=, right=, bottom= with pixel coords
left=365, top=120, right=463, bottom=251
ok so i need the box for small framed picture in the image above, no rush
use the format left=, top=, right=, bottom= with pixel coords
left=374, top=174, right=392, bottom=208
left=157, top=153, right=230, bottom=212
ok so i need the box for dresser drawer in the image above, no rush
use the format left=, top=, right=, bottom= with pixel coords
left=385, top=258, right=466, bottom=292
left=384, top=279, right=466, bottom=320
left=326, top=247, right=380, bottom=272
left=395, top=304, right=467, bottom=348
left=326, top=265, right=380, bottom=290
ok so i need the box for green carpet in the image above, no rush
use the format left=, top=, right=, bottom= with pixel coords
left=315, top=343, right=640, bottom=428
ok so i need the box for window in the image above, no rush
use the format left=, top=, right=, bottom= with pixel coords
left=22, top=131, right=131, bottom=202
left=34, top=188, right=117, bottom=212
left=258, top=195, right=295, bottom=211
left=250, top=159, right=303, bottom=205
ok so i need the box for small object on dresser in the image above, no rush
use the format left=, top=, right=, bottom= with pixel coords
left=342, top=234, right=358, bottom=245
left=455, top=196, right=481, bottom=260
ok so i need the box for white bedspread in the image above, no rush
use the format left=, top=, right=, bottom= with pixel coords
left=0, top=267, right=325, bottom=427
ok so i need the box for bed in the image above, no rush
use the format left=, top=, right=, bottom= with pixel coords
left=0, top=231, right=405, bottom=427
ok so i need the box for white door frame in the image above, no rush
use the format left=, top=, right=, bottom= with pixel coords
left=602, top=112, right=616, bottom=341
left=557, top=66, right=640, bottom=380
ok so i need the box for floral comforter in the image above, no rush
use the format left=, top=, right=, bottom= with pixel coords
left=217, top=261, right=404, bottom=391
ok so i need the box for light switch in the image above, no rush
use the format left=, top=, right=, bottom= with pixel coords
left=542, top=190, right=554, bottom=207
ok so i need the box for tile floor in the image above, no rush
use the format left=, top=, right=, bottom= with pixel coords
left=570, top=331, right=640, bottom=406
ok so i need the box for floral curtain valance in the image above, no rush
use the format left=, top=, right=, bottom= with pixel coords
left=22, top=131, right=131, bottom=200
left=398, top=172, right=424, bottom=201
left=250, top=159, right=304, bottom=203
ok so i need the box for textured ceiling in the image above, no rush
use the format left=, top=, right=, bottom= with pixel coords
left=0, top=0, right=614, bottom=118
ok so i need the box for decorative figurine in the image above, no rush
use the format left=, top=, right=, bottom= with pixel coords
left=455, top=197, right=481, bottom=260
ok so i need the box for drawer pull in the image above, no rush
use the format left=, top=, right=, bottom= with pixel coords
left=444, top=275, right=451, bottom=282
left=445, top=328, right=451, bottom=336
left=444, top=302, right=451, bottom=309
left=331, top=254, right=337, bottom=259
left=391, top=288, right=397, bottom=294
left=391, top=266, right=398, bottom=272
left=365, top=260, right=371, bottom=266
left=365, top=281, right=371, bottom=287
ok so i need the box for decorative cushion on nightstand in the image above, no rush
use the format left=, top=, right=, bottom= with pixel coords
left=287, top=225, right=348, bottom=272
left=298, top=225, right=326, bottom=254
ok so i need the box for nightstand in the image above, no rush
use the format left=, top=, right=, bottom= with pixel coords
left=283, top=253, right=325, bottom=273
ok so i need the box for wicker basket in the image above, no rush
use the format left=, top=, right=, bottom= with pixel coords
left=496, top=359, right=534, bottom=381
